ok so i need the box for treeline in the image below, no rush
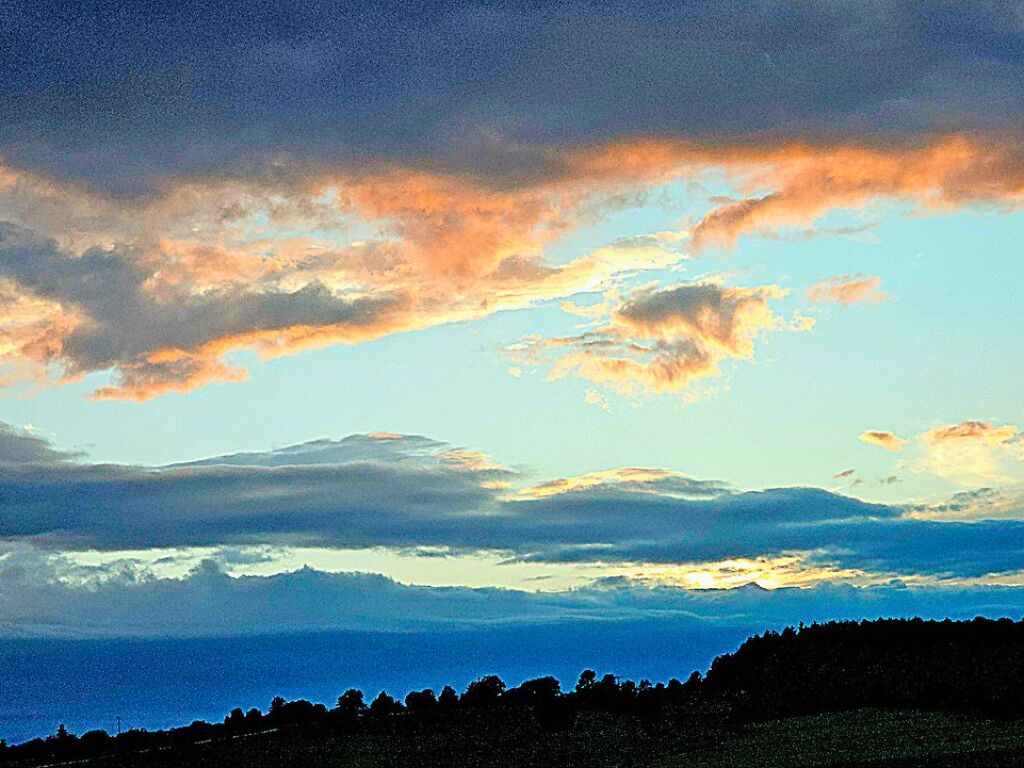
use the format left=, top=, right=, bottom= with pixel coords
left=5, top=617, right=1024, bottom=765
left=0, top=670, right=706, bottom=765
left=703, top=616, right=1024, bottom=720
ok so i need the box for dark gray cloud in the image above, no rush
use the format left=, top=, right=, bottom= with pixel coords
left=0, top=424, right=78, bottom=465
left=2, top=427, right=1023, bottom=580
left=1, top=2, right=1022, bottom=192
left=0, top=434, right=512, bottom=550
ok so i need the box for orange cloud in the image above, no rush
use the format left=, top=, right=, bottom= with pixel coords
left=584, top=388, right=610, bottom=411
left=1, top=132, right=1022, bottom=399
left=516, top=467, right=729, bottom=500
left=571, top=135, right=1024, bottom=249
left=859, top=430, right=909, bottom=452
left=923, top=420, right=1020, bottom=445
left=90, top=352, right=249, bottom=402
left=808, top=274, right=888, bottom=305
left=510, top=280, right=810, bottom=398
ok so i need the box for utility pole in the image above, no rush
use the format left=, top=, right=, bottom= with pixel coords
left=116, top=715, right=121, bottom=736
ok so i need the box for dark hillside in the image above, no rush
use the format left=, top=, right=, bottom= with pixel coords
left=7, top=618, right=1024, bottom=767
left=704, top=617, right=1024, bottom=720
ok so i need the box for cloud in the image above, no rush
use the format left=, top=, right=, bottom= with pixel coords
left=808, top=274, right=888, bottom=305
left=0, top=423, right=79, bottom=464
left=515, top=468, right=733, bottom=500
left=915, top=485, right=1024, bottom=521
left=584, top=389, right=610, bottom=411
left=0, top=432, right=518, bottom=551
left=0, top=171, right=675, bottom=398
left=8, top=547, right=1024, bottom=639
left=857, top=420, right=1024, bottom=486
left=917, top=420, right=1024, bottom=485
left=924, top=420, right=1021, bottom=445
left=3, top=3, right=1024, bottom=192
left=565, top=136, right=1024, bottom=252
left=859, top=430, right=909, bottom=451
left=509, top=280, right=811, bottom=398
left=5, top=425, right=1024, bottom=582
left=1, top=131, right=1023, bottom=398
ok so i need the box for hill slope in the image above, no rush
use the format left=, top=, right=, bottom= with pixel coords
left=7, top=618, right=1024, bottom=767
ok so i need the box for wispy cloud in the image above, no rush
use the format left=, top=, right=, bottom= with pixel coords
left=859, top=430, right=909, bottom=452
left=808, top=274, right=888, bottom=305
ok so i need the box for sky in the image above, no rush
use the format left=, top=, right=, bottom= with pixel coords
left=1, top=0, right=1024, bottom=639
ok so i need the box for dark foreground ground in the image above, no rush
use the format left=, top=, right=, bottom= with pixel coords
left=31, top=708, right=1024, bottom=768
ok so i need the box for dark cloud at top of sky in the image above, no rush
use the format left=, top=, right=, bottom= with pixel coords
left=1, top=1, right=1022, bottom=192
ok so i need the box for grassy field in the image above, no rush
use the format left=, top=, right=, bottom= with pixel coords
left=72, top=708, right=1024, bottom=768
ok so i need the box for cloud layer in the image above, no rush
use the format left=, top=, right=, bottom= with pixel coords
left=0, top=131, right=1022, bottom=398
left=7, top=549, right=1024, bottom=639
left=4, top=426, right=1024, bottom=584
left=3, top=2, right=1024, bottom=190
left=0, top=4, right=1021, bottom=397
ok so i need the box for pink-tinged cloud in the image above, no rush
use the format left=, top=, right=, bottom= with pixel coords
left=923, top=420, right=1020, bottom=445
left=859, top=430, right=909, bottom=452
left=0, top=133, right=1022, bottom=399
left=808, top=274, right=888, bottom=305
left=508, top=281, right=812, bottom=398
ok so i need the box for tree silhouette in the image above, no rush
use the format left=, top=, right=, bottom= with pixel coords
left=404, top=689, right=438, bottom=714
left=369, top=691, right=403, bottom=718
left=533, top=696, right=577, bottom=732
left=336, top=689, right=366, bottom=717
left=438, top=685, right=459, bottom=711
left=461, top=675, right=506, bottom=707
left=576, top=669, right=597, bottom=693
left=224, top=708, right=245, bottom=731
